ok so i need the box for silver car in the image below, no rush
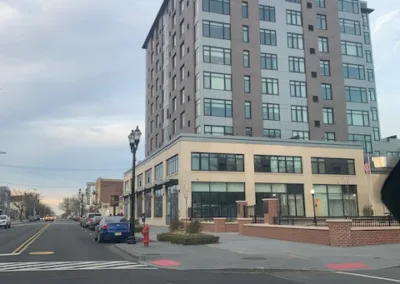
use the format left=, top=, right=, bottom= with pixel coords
left=0, top=215, right=11, bottom=229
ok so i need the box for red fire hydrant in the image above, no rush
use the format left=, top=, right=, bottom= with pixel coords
left=142, top=224, right=150, bottom=247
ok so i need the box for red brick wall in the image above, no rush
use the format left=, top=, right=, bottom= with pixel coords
left=201, top=223, right=215, bottom=232
left=328, top=220, right=352, bottom=247
left=225, top=223, right=239, bottom=232
left=97, top=179, right=123, bottom=203
left=351, top=228, right=400, bottom=246
left=243, top=224, right=330, bottom=245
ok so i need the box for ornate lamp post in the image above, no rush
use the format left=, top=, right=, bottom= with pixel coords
left=126, top=126, right=142, bottom=245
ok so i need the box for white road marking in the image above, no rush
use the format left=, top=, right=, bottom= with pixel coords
left=337, top=271, right=400, bottom=283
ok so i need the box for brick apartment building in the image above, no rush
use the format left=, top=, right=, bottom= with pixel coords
left=94, top=178, right=123, bottom=216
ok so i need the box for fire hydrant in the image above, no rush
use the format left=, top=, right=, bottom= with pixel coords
left=142, top=224, right=150, bottom=247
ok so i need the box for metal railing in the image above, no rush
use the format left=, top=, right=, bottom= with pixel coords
left=244, top=205, right=264, bottom=223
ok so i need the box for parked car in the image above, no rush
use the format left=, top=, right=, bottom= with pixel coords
left=94, top=216, right=130, bottom=243
left=29, top=215, right=41, bottom=222
left=88, top=216, right=103, bottom=231
left=81, top=213, right=101, bottom=228
left=0, top=215, right=11, bottom=229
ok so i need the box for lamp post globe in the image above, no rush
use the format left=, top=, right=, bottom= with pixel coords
left=127, top=126, right=141, bottom=245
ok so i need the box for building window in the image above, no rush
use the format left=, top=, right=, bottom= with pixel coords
left=341, top=41, right=363, bottom=58
left=180, top=112, right=185, bottom=129
left=145, top=169, right=152, bottom=184
left=262, top=103, right=280, bottom=121
left=167, top=155, right=179, bottom=175
left=244, top=76, right=251, bottom=93
left=371, top=107, right=378, bottom=121
left=191, top=152, right=244, bottom=172
left=180, top=65, right=185, bottom=81
left=292, top=131, right=309, bottom=140
left=172, top=97, right=177, bottom=111
left=203, top=20, right=231, bottom=40
left=367, top=69, right=374, bottom=82
left=203, top=72, right=232, bottom=91
left=324, top=132, right=336, bottom=141
left=172, top=119, right=177, bottom=134
left=312, top=158, right=355, bottom=175
left=260, top=29, right=277, bottom=46
left=365, top=50, right=372, bottom=63
left=362, top=13, right=369, bottom=28
left=191, top=182, right=245, bottom=219
left=204, top=98, right=232, bottom=117
left=259, top=5, right=276, bottom=22
left=345, top=86, right=367, bottom=103
left=262, top=78, right=279, bottom=95
left=338, top=0, right=359, bottom=14
left=255, top=183, right=305, bottom=217
left=155, top=163, right=163, bottom=181
left=144, top=190, right=152, bottom=218
left=245, top=101, right=251, bottom=119
left=343, top=63, right=365, bottom=80
left=172, top=54, right=177, bottom=68
left=243, top=50, right=250, bottom=67
left=254, top=155, right=302, bottom=173
left=261, top=53, right=278, bottom=70
left=137, top=174, right=143, bottom=187
left=321, top=83, right=332, bottom=100
left=204, top=125, right=233, bottom=136
left=180, top=20, right=185, bottom=36
left=339, top=18, right=361, bottom=35
left=289, top=81, right=306, bottom=98
left=172, top=75, right=177, bottom=90
left=291, top=105, right=308, bottom=123
left=288, top=33, right=304, bottom=49
left=369, top=88, right=376, bottom=101
left=136, top=194, right=143, bottom=218
left=154, top=188, right=163, bottom=217
left=346, top=110, right=369, bottom=126
left=264, top=129, right=281, bottom=138
left=312, top=185, right=358, bottom=217
left=180, top=88, right=185, bottom=104
left=348, top=134, right=372, bottom=153
left=318, top=37, right=329, bottom=53
left=316, top=0, right=325, bottom=8
left=203, top=46, right=231, bottom=65
left=202, top=0, right=230, bottom=15
left=245, top=127, right=252, bottom=137
left=242, top=25, right=249, bottom=42
left=320, top=60, right=331, bottom=76
left=242, top=1, right=248, bottom=18
left=286, top=10, right=302, bottom=26
left=323, top=108, right=334, bottom=124
left=316, top=14, right=327, bottom=30
left=172, top=33, right=177, bottom=47
left=289, top=56, right=305, bottom=73
left=373, top=128, right=380, bottom=141
left=364, top=32, right=370, bottom=44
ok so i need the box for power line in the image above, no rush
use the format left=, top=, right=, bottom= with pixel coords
left=0, top=163, right=115, bottom=172
left=0, top=181, right=81, bottom=188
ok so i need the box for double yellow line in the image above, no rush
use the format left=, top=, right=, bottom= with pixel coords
left=12, top=224, right=50, bottom=255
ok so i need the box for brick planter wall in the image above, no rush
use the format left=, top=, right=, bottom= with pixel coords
left=351, top=227, right=400, bottom=246
left=200, top=219, right=239, bottom=233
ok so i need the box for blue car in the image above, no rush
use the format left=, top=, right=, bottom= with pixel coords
left=94, top=216, right=130, bottom=243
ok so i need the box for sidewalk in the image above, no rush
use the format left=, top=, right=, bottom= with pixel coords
left=115, top=228, right=400, bottom=271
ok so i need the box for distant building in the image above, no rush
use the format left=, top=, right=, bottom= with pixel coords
left=0, top=186, right=11, bottom=215
left=94, top=178, right=123, bottom=216
left=85, top=182, right=96, bottom=209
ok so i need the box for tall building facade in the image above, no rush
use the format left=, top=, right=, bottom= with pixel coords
left=142, top=0, right=379, bottom=157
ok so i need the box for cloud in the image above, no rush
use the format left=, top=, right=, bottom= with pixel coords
left=373, top=9, right=399, bottom=34
left=0, top=0, right=163, bottom=212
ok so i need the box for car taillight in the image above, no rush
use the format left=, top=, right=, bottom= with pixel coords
left=101, top=224, right=108, bottom=230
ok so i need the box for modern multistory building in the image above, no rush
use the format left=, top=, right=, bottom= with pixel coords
left=142, top=0, right=381, bottom=157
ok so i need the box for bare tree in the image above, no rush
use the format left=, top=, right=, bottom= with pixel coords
left=11, top=189, right=26, bottom=221
left=179, top=179, right=191, bottom=230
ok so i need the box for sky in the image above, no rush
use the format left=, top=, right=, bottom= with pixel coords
left=0, top=0, right=399, bottom=214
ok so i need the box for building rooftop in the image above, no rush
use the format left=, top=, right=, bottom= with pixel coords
left=142, top=0, right=169, bottom=49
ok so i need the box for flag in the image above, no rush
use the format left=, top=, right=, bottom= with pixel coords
left=364, top=160, right=371, bottom=175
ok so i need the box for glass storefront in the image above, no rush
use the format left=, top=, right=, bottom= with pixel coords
left=313, top=184, right=358, bottom=217
left=255, top=183, right=305, bottom=216
left=191, top=182, right=245, bottom=218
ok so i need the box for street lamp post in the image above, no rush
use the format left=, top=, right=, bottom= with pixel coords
left=310, top=189, right=317, bottom=226
left=78, top=188, right=84, bottom=217
left=126, top=126, right=142, bottom=245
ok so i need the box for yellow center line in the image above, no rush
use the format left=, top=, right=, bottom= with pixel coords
left=12, top=224, right=50, bottom=255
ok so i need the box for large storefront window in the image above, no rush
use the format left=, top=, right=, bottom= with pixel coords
left=144, top=190, right=152, bottom=218
left=154, top=187, right=163, bottom=218
left=136, top=193, right=143, bottom=218
left=255, top=183, right=305, bottom=216
left=313, top=184, right=358, bottom=217
left=191, top=182, right=245, bottom=218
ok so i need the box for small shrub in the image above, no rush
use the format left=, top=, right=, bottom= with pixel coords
left=363, top=204, right=374, bottom=216
left=135, top=219, right=140, bottom=225
left=169, top=218, right=184, bottom=232
left=135, top=225, right=143, bottom=233
left=157, top=232, right=219, bottom=245
left=186, top=220, right=202, bottom=234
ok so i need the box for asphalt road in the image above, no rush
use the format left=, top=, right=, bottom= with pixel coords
left=1, top=220, right=400, bottom=284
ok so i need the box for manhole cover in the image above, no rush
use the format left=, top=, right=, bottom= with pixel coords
left=241, top=256, right=266, bottom=260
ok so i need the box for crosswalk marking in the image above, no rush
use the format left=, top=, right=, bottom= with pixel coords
left=0, top=261, right=157, bottom=272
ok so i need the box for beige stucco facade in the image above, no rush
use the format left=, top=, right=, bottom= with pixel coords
left=123, top=134, right=387, bottom=225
